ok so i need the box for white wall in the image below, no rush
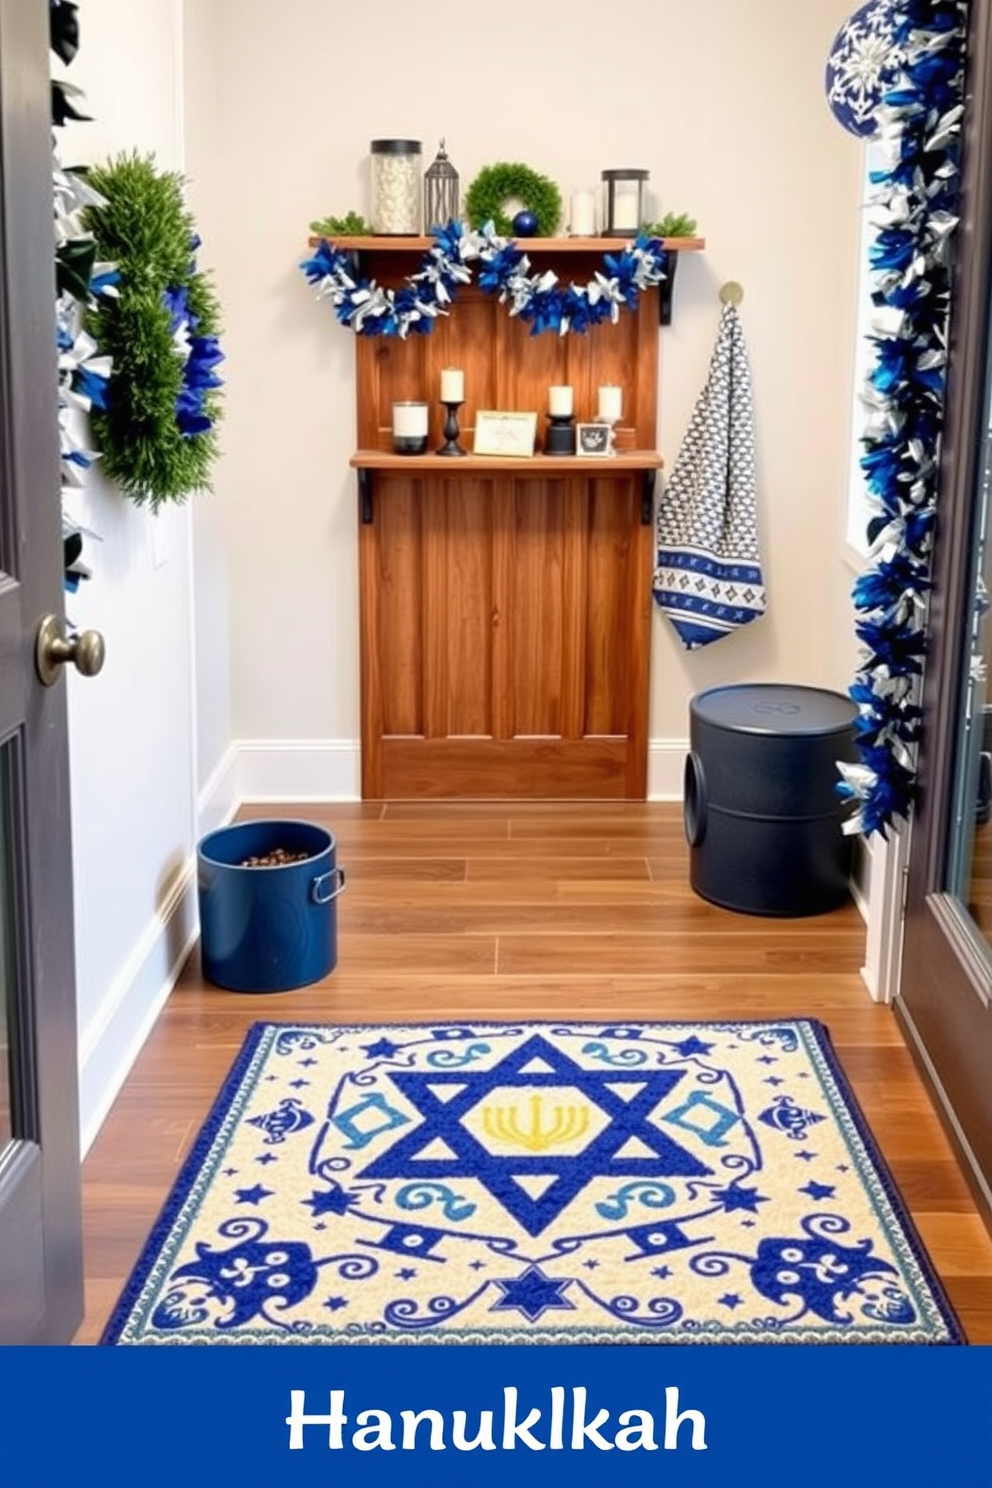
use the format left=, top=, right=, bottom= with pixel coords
left=182, top=2, right=235, bottom=830
left=187, top=0, right=864, bottom=799
left=648, top=0, right=865, bottom=773
left=56, top=0, right=202, bottom=1148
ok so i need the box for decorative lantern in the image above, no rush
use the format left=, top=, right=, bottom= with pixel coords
left=424, top=139, right=459, bottom=231
left=601, top=168, right=649, bottom=236
left=370, top=139, right=422, bottom=235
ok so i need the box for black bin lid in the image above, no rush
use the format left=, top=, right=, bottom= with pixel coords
left=690, top=683, right=857, bottom=737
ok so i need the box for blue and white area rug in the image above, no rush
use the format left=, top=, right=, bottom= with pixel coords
left=102, top=1020, right=962, bottom=1345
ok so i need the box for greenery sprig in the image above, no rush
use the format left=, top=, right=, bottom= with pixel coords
left=642, top=211, right=698, bottom=238
left=83, top=152, right=224, bottom=508
left=309, top=209, right=370, bottom=236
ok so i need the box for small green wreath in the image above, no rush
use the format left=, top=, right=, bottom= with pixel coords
left=464, top=162, right=562, bottom=237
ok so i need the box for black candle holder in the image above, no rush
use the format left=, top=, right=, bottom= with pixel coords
left=544, top=413, right=576, bottom=456
left=437, top=400, right=467, bottom=456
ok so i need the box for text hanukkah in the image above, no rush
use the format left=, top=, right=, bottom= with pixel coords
left=286, top=1385, right=708, bottom=1452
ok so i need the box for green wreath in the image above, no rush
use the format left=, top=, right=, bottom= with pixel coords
left=83, top=153, right=224, bottom=508
left=464, top=161, right=562, bottom=237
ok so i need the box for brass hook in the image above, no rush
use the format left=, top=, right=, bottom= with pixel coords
left=719, top=280, right=744, bottom=307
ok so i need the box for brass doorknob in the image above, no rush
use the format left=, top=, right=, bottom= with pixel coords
left=35, top=613, right=106, bottom=687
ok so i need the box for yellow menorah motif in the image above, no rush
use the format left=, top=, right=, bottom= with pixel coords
left=481, top=1094, right=590, bottom=1152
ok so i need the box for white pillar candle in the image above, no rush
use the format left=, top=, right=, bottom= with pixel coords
left=393, top=401, right=429, bottom=437
left=569, top=191, right=596, bottom=237
left=440, top=367, right=465, bottom=403
left=598, top=385, right=623, bottom=421
left=548, top=385, right=573, bottom=417
left=612, top=194, right=639, bottom=231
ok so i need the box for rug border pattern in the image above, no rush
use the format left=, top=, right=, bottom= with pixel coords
left=99, top=1018, right=965, bottom=1346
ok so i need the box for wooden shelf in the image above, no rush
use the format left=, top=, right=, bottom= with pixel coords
left=347, top=228, right=670, bottom=800
left=351, top=450, right=662, bottom=526
left=350, top=450, right=663, bottom=474
left=309, top=234, right=705, bottom=253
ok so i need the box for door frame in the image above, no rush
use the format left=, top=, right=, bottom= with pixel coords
left=896, top=0, right=992, bottom=1216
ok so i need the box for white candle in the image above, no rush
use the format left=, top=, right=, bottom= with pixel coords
left=598, top=385, right=622, bottom=421
left=611, top=194, right=639, bottom=231
left=569, top=191, right=596, bottom=237
left=392, top=401, right=428, bottom=437
left=548, top=384, right=573, bottom=417
left=440, top=367, right=464, bottom=403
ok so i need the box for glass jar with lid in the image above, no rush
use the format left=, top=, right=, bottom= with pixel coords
left=370, top=139, right=422, bottom=235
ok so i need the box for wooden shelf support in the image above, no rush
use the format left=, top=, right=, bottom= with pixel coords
left=641, top=467, right=657, bottom=526
left=659, top=251, right=680, bottom=327
left=357, top=466, right=373, bottom=524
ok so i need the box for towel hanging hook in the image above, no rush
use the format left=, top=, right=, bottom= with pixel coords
left=719, top=280, right=744, bottom=307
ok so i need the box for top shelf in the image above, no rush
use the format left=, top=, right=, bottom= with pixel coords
left=307, top=235, right=705, bottom=253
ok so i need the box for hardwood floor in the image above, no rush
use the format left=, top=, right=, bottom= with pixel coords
left=75, top=802, right=992, bottom=1344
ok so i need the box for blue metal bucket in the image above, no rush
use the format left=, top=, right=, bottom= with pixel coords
left=197, top=819, right=346, bottom=992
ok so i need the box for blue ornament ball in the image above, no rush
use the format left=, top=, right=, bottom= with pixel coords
left=512, top=210, right=538, bottom=237
left=825, top=0, right=902, bottom=138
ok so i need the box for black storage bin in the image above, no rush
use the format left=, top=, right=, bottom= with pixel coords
left=684, top=684, right=858, bottom=917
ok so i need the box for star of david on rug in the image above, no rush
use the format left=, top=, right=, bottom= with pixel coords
left=102, top=1019, right=962, bottom=1345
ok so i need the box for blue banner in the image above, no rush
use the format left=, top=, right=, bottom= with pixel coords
left=0, top=1345, right=988, bottom=1484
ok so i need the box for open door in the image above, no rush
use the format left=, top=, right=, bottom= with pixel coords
left=898, top=1, right=992, bottom=1218
left=0, top=0, right=86, bottom=1342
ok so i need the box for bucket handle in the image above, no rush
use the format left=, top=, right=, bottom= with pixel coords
left=311, top=866, right=346, bottom=905
left=683, top=751, right=707, bottom=847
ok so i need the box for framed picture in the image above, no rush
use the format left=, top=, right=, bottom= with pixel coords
left=473, top=410, right=538, bottom=458
left=575, top=421, right=613, bottom=457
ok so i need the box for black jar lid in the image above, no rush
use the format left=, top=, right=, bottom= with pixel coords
left=690, top=684, right=857, bottom=736
left=601, top=168, right=649, bottom=180
left=371, top=139, right=422, bottom=154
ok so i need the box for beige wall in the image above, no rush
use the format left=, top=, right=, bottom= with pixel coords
left=187, top=0, right=864, bottom=793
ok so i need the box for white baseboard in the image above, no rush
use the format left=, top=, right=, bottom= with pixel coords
left=859, top=824, right=909, bottom=1004
left=849, top=833, right=870, bottom=924
left=237, top=738, right=361, bottom=801
left=197, top=742, right=240, bottom=837
left=229, top=737, right=683, bottom=803
left=77, top=859, right=199, bottom=1156
left=647, top=738, right=688, bottom=801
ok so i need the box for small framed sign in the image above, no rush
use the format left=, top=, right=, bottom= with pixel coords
left=575, top=421, right=613, bottom=457
left=473, top=410, right=538, bottom=458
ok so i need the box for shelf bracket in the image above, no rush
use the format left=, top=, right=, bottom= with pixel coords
left=358, top=467, right=374, bottom=524
left=659, top=252, right=680, bottom=327
left=641, top=468, right=656, bottom=526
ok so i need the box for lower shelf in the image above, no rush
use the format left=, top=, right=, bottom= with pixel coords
left=350, top=450, right=663, bottom=474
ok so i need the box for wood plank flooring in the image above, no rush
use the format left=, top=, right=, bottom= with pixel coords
left=75, top=802, right=992, bottom=1344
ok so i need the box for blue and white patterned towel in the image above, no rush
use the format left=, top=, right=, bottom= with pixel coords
left=653, top=302, right=767, bottom=649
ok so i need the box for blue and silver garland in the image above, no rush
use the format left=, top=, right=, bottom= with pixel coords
left=164, top=243, right=226, bottom=438
left=838, top=0, right=967, bottom=836
left=51, top=0, right=118, bottom=591
left=300, top=220, right=667, bottom=338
